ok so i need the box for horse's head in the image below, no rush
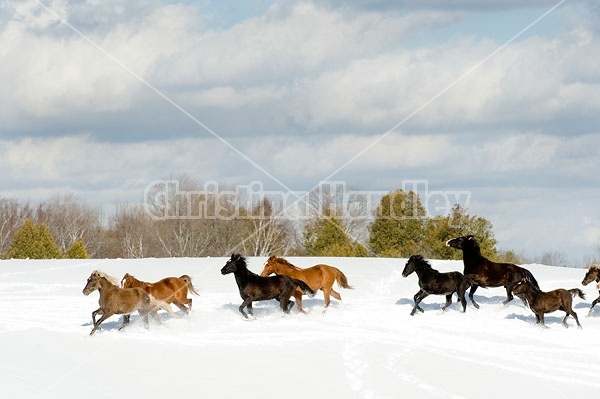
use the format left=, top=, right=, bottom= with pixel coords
left=445, top=235, right=476, bottom=250
left=260, top=256, right=279, bottom=277
left=82, top=271, right=101, bottom=296
left=121, top=273, right=133, bottom=288
left=221, top=253, right=245, bottom=275
left=402, top=255, right=426, bottom=277
left=582, top=265, right=600, bottom=286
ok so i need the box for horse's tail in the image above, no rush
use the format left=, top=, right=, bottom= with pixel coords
left=179, top=275, right=200, bottom=296
left=568, top=288, right=586, bottom=300
left=522, top=267, right=539, bottom=289
left=149, top=296, right=178, bottom=318
left=333, top=267, right=353, bottom=289
left=293, top=279, right=317, bottom=298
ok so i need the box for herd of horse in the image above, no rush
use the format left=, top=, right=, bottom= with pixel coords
left=82, top=235, right=600, bottom=334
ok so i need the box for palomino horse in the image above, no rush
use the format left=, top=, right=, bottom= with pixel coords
left=446, top=235, right=539, bottom=309
left=581, top=265, right=600, bottom=315
left=82, top=270, right=176, bottom=335
left=402, top=255, right=470, bottom=315
left=221, top=254, right=316, bottom=320
left=260, top=256, right=353, bottom=312
left=121, top=273, right=199, bottom=314
left=513, top=280, right=585, bottom=328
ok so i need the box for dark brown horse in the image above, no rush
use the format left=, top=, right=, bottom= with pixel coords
left=402, top=255, right=470, bottom=315
left=121, top=273, right=199, bottom=314
left=446, top=235, right=539, bottom=309
left=221, top=254, right=316, bottom=319
left=260, top=256, right=353, bottom=312
left=513, top=280, right=584, bottom=328
left=82, top=270, right=176, bottom=335
left=581, top=265, right=600, bottom=315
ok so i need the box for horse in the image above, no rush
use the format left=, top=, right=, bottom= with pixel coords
left=581, top=265, right=600, bottom=315
left=121, top=273, right=199, bottom=314
left=402, top=255, right=470, bottom=315
left=82, top=270, right=176, bottom=335
left=260, top=256, right=353, bottom=312
left=512, top=280, right=584, bottom=328
left=446, top=235, right=539, bottom=309
left=221, top=254, right=316, bottom=319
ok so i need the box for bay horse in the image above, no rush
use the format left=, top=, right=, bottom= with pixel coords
left=82, top=270, right=176, bottom=335
left=221, top=254, right=316, bottom=319
left=512, top=280, right=584, bottom=328
left=446, top=235, right=539, bottom=309
left=121, top=273, right=199, bottom=314
left=260, top=256, right=353, bottom=312
left=581, top=265, right=600, bottom=315
left=402, top=255, right=470, bottom=315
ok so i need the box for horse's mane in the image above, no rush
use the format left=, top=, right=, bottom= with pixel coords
left=589, top=264, right=600, bottom=271
left=93, top=270, right=120, bottom=286
left=410, top=255, right=433, bottom=269
left=271, top=256, right=303, bottom=272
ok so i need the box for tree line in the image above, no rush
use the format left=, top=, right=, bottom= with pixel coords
left=0, top=177, right=575, bottom=264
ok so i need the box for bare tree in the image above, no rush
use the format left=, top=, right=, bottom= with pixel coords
left=109, top=203, right=158, bottom=258
left=0, top=198, right=33, bottom=255
left=538, top=250, right=569, bottom=267
left=241, top=198, right=294, bottom=256
left=35, top=194, right=102, bottom=257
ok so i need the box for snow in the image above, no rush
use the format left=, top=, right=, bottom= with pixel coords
left=1, top=256, right=599, bottom=399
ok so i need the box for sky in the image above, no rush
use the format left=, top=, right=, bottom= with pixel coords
left=1, top=0, right=600, bottom=262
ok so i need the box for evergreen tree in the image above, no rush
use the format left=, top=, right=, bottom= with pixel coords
left=303, top=212, right=368, bottom=257
left=7, top=219, right=62, bottom=259
left=65, top=239, right=90, bottom=259
left=423, top=204, right=497, bottom=259
left=369, top=190, right=426, bottom=257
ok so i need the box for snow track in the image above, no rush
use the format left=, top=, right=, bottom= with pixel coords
left=0, top=257, right=599, bottom=398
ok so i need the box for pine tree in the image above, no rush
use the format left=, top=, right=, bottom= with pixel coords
left=423, top=204, right=497, bottom=259
left=65, top=239, right=90, bottom=259
left=7, top=219, right=62, bottom=259
left=303, top=213, right=368, bottom=257
left=369, top=190, right=426, bottom=257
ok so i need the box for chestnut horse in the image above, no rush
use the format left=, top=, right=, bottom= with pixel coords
left=260, top=256, right=353, bottom=312
left=121, top=273, right=199, bottom=314
left=83, top=270, right=176, bottom=335
left=446, top=235, right=539, bottom=309
left=513, top=280, right=584, bottom=328
left=582, top=265, right=600, bottom=315
left=221, top=254, right=316, bottom=319
left=402, top=255, right=470, bottom=315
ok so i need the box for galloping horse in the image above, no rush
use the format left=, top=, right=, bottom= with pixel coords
left=82, top=270, right=176, bottom=335
left=513, top=280, right=584, bottom=328
left=581, top=265, right=600, bottom=315
left=121, top=273, right=199, bottom=314
left=221, top=254, right=316, bottom=319
left=402, top=255, right=470, bottom=315
left=446, top=235, right=539, bottom=309
left=260, top=256, right=353, bottom=312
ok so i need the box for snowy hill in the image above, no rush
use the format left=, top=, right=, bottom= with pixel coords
left=1, top=257, right=599, bottom=398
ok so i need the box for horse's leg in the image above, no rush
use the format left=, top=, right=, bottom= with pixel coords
left=330, top=289, right=342, bottom=301
left=589, top=295, right=600, bottom=316
left=502, top=285, right=514, bottom=305
left=458, top=282, right=468, bottom=312
left=322, top=287, right=332, bottom=308
left=294, top=289, right=306, bottom=314
left=90, top=312, right=113, bottom=335
left=91, top=308, right=102, bottom=324
left=238, top=298, right=253, bottom=319
left=411, top=290, right=427, bottom=315
left=468, top=285, right=480, bottom=309
left=173, top=300, right=190, bottom=315
left=566, top=308, right=582, bottom=329
left=441, top=294, right=452, bottom=311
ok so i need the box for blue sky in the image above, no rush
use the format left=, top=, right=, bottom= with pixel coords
left=1, top=0, right=599, bottom=262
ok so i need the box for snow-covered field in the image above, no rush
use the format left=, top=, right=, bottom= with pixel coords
left=1, top=256, right=599, bottom=399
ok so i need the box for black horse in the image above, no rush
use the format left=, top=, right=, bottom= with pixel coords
left=581, top=265, right=600, bottom=315
left=402, top=255, right=470, bottom=315
left=446, top=235, right=539, bottom=309
left=221, top=254, right=316, bottom=319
